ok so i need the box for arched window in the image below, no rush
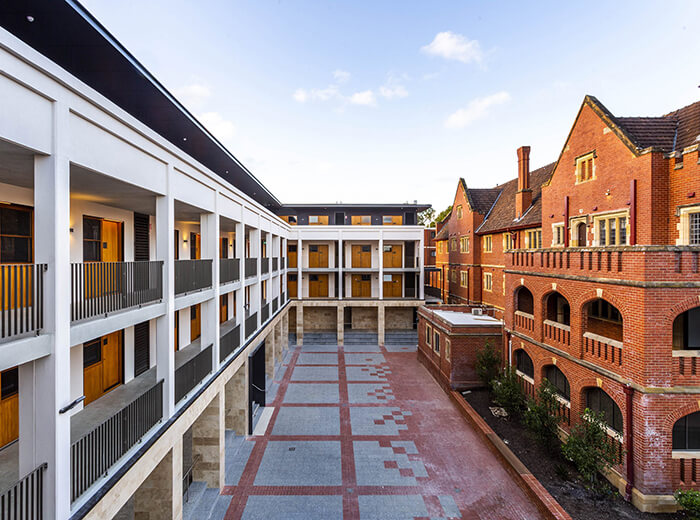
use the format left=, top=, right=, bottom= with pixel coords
left=516, top=287, right=534, bottom=315
left=584, top=299, right=623, bottom=342
left=576, top=222, right=587, bottom=247
left=544, top=365, right=570, bottom=400
left=515, top=349, right=534, bottom=378
left=673, top=307, right=700, bottom=351
left=585, top=388, right=623, bottom=434
left=546, top=292, right=570, bottom=326
left=673, top=411, right=700, bottom=450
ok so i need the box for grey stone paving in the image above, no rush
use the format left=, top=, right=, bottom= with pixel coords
left=345, top=365, right=392, bottom=382
left=241, top=495, right=343, bottom=520
left=353, top=440, right=427, bottom=486
left=349, top=407, right=411, bottom=435
left=341, top=344, right=381, bottom=352
left=357, top=495, right=429, bottom=520
left=254, top=441, right=342, bottom=486
left=291, top=366, right=339, bottom=381
left=225, top=432, right=255, bottom=486
left=344, top=353, right=386, bottom=365
left=297, top=353, right=339, bottom=365
left=272, top=407, right=340, bottom=436
left=347, top=383, right=395, bottom=403
left=284, top=383, right=340, bottom=404
left=300, top=345, right=339, bottom=352
left=383, top=344, right=417, bottom=352
left=439, top=494, right=462, bottom=517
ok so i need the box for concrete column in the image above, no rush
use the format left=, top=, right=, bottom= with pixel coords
left=201, top=211, right=219, bottom=365
left=134, top=438, right=182, bottom=520
left=337, top=305, right=344, bottom=346
left=282, top=312, right=289, bottom=351
left=296, top=238, right=302, bottom=300
left=273, top=322, right=282, bottom=369
left=265, top=330, right=275, bottom=378
left=378, top=234, right=384, bottom=300
left=192, top=391, right=225, bottom=489
left=235, top=221, right=245, bottom=348
left=338, top=235, right=343, bottom=300
left=156, top=183, right=176, bottom=416
left=224, top=364, right=248, bottom=435
left=296, top=305, right=304, bottom=346
left=378, top=304, right=385, bottom=346
left=123, top=325, right=136, bottom=383
left=418, top=237, right=425, bottom=300
left=250, top=227, right=261, bottom=328
left=19, top=103, right=72, bottom=519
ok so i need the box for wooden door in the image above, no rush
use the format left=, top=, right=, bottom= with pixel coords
left=220, top=294, right=228, bottom=323
left=352, top=275, right=371, bottom=297
left=101, top=220, right=122, bottom=262
left=577, top=222, right=586, bottom=247
left=352, top=245, right=371, bottom=268
left=83, top=333, right=123, bottom=406
left=288, top=245, right=298, bottom=268
left=191, top=304, right=201, bottom=341
left=309, top=245, right=329, bottom=268
left=190, top=233, right=201, bottom=260
left=383, top=274, right=403, bottom=298
left=383, top=245, right=402, bottom=268
left=102, top=331, right=122, bottom=391
left=309, top=274, right=328, bottom=298
left=221, top=237, right=229, bottom=258
left=0, top=368, right=19, bottom=448
left=288, top=274, right=298, bottom=298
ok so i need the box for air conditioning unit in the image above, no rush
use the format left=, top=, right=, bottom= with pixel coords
left=472, top=308, right=483, bottom=316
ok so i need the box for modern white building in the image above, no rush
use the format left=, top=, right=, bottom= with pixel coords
left=0, top=2, right=428, bottom=519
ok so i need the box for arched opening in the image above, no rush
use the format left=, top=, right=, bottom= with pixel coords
left=584, top=299, right=622, bottom=342
left=576, top=222, right=587, bottom=247
left=543, top=365, right=570, bottom=400
left=673, top=411, right=700, bottom=450
left=584, top=387, right=623, bottom=434
left=673, top=307, right=700, bottom=351
left=545, top=292, right=570, bottom=326
left=516, top=287, right=534, bottom=315
left=514, top=349, right=534, bottom=378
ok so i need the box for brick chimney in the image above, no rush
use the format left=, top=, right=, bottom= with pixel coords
left=515, top=146, right=532, bottom=218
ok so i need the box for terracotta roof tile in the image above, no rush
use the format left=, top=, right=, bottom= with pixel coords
left=466, top=188, right=501, bottom=214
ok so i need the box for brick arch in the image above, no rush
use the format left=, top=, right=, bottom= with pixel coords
left=664, top=403, right=700, bottom=432
left=575, top=380, right=626, bottom=418
left=513, top=285, right=535, bottom=314
left=577, top=289, right=628, bottom=322
left=664, top=295, right=700, bottom=330
left=539, top=288, right=574, bottom=321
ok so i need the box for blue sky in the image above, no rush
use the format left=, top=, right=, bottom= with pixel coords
left=81, top=0, right=700, bottom=213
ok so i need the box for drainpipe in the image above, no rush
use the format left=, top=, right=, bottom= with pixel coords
left=623, top=383, right=635, bottom=500
left=564, top=196, right=570, bottom=248
left=629, top=180, right=637, bottom=246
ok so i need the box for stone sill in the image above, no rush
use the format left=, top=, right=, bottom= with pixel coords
left=672, top=350, right=700, bottom=357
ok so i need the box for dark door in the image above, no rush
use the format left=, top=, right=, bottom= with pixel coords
left=134, top=321, right=150, bottom=377
left=577, top=222, right=586, bottom=247
left=248, top=341, right=266, bottom=434
left=133, top=213, right=150, bottom=262
left=334, top=212, right=345, bottom=225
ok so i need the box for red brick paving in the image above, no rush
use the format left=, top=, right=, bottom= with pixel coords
left=223, top=344, right=546, bottom=519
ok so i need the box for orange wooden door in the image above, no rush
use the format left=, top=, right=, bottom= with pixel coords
left=352, top=245, right=371, bottom=268
left=191, top=304, right=201, bottom=341
left=0, top=368, right=19, bottom=448
left=288, top=274, right=298, bottom=298
left=101, top=220, right=122, bottom=262
left=352, top=275, right=371, bottom=297
left=220, top=294, right=228, bottom=323
left=383, top=245, right=403, bottom=268
left=102, top=331, right=122, bottom=391
left=383, top=274, right=402, bottom=298
left=309, top=245, right=329, bottom=268
left=83, top=363, right=102, bottom=406
left=288, top=245, right=298, bottom=268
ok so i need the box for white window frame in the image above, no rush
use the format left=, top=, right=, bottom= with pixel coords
left=677, top=205, right=700, bottom=246
left=552, top=223, right=565, bottom=247
left=483, top=235, right=492, bottom=253
left=484, top=272, right=493, bottom=292
left=593, top=211, right=629, bottom=246
left=575, top=152, right=596, bottom=184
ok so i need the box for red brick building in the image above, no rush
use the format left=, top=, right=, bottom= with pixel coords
left=504, top=95, right=700, bottom=512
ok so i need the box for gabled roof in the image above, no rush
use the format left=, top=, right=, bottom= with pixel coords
left=458, top=178, right=501, bottom=214
left=476, top=162, right=556, bottom=235
left=434, top=223, right=450, bottom=241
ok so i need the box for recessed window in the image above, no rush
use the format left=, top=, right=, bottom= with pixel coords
left=595, top=214, right=628, bottom=246
left=83, top=338, right=102, bottom=368
left=309, top=216, right=319, bottom=224
left=515, top=349, right=534, bottom=378
left=383, top=274, right=392, bottom=282
left=434, top=331, right=440, bottom=353
left=460, top=236, right=469, bottom=253
left=426, top=325, right=432, bottom=346
left=0, top=367, right=19, bottom=399
left=484, top=272, right=493, bottom=291
left=690, top=212, right=700, bottom=245
left=527, top=229, right=542, bottom=249
left=460, top=271, right=468, bottom=288
left=483, top=235, right=492, bottom=253
left=673, top=411, right=700, bottom=450
left=0, top=205, right=33, bottom=263
left=383, top=215, right=401, bottom=225
left=552, top=224, right=565, bottom=246
left=585, top=387, right=622, bottom=434
left=504, top=233, right=514, bottom=251
left=575, top=152, right=595, bottom=183
left=544, top=365, right=570, bottom=401
left=456, top=205, right=463, bottom=219
left=451, top=238, right=457, bottom=252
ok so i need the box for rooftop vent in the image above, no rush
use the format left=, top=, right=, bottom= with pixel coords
left=472, top=308, right=483, bottom=316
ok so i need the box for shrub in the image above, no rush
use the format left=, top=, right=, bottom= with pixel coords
left=475, top=340, right=501, bottom=386
left=675, top=490, right=700, bottom=519
left=562, top=408, right=620, bottom=489
left=491, top=366, right=525, bottom=418
left=523, top=380, right=563, bottom=451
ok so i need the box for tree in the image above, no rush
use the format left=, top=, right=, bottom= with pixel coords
left=475, top=340, right=501, bottom=386
left=418, top=207, right=435, bottom=226
left=523, top=380, right=563, bottom=451
left=491, top=366, right=526, bottom=418
left=433, top=205, right=452, bottom=227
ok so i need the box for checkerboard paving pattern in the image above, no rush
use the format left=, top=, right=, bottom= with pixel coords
left=220, top=341, right=546, bottom=520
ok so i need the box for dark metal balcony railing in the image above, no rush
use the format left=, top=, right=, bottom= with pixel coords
left=245, top=258, right=257, bottom=278
left=272, top=258, right=279, bottom=271
left=261, top=258, right=269, bottom=274
left=175, top=345, right=212, bottom=403
left=272, top=297, right=278, bottom=314
left=0, top=462, right=47, bottom=520
left=261, top=303, right=269, bottom=323
left=175, top=260, right=212, bottom=296
left=245, top=313, right=257, bottom=338
left=424, top=286, right=441, bottom=299
left=1, top=264, right=46, bottom=341
left=220, top=324, right=241, bottom=362
left=71, top=261, right=162, bottom=323
left=70, top=380, right=163, bottom=502
left=220, top=258, right=240, bottom=285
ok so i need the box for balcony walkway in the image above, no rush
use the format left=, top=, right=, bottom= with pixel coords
left=188, top=340, right=545, bottom=519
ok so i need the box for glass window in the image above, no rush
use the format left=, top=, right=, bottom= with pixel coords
left=0, top=367, right=19, bottom=399
left=83, top=339, right=102, bottom=368
left=691, top=213, right=700, bottom=245
left=445, top=339, right=451, bottom=361
left=383, top=274, right=392, bottom=282
left=673, top=411, right=700, bottom=450
left=361, top=245, right=371, bottom=253
left=309, top=216, right=319, bottom=224
left=585, top=388, right=623, bottom=433
left=544, top=365, right=570, bottom=400
left=383, top=245, right=392, bottom=252
left=434, top=331, right=440, bottom=353
left=515, top=349, right=534, bottom=378
left=599, top=220, right=607, bottom=246
left=0, top=206, right=33, bottom=263
left=426, top=325, right=432, bottom=345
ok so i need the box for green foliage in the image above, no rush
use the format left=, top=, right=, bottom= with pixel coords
left=554, top=463, right=571, bottom=481
left=675, top=490, right=700, bottom=519
left=523, top=380, right=563, bottom=451
left=562, top=409, right=621, bottom=489
left=475, top=340, right=501, bottom=387
left=491, top=366, right=526, bottom=418
left=418, top=208, right=436, bottom=227
left=433, top=205, right=453, bottom=227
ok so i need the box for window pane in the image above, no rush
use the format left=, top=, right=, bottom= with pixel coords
left=1, top=236, right=31, bottom=262
left=619, top=218, right=627, bottom=245
left=361, top=245, right=370, bottom=252
left=0, top=367, right=19, bottom=398
left=673, top=416, right=687, bottom=449
left=599, top=220, right=606, bottom=246
left=83, top=217, right=101, bottom=240
left=689, top=412, right=700, bottom=450
left=1, top=208, right=31, bottom=236
left=609, top=218, right=616, bottom=245
left=690, top=213, right=700, bottom=245
left=83, top=241, right=101, bottom=262
left=83, top=340, right=102, bottom=368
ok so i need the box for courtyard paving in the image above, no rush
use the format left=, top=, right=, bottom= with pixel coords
left=221, top=340, right=545, bottom=519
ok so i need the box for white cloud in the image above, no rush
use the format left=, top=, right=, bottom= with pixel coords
left=421, top=31, right=483, bottom=64
left=444, top=91, right=511, bottom=129
left=379, top=84, right=408, bottom=99
left=333, top=69, right=351, bottom=83
left=293, top=88, right=309, bottom=103
left=198, top=111, right=236, bottom=145
left=349, top=90, right=377, bottom=106
left=173, top=83, right=211, bottom=108
left=293, top=85, right=341, bottom=103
